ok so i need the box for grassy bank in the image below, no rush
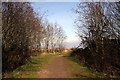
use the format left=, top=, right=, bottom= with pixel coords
left=67, top=55, right=105, bottom=78
left=3, top=53, right=59, bottom=78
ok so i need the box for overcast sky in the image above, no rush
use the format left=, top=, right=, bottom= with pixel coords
left=31, top=2, right=81, bottom=48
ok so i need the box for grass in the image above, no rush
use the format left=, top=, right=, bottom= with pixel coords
left=3, top=52, right=105, bottom=78
left=3, top=53, right=59, bottom=78
left=67, top=55, right=104, bottom=78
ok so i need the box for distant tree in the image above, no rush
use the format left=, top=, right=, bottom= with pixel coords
left=56, top=26, right=66, bottom=52
left=43, top=21, right=66, bottom=53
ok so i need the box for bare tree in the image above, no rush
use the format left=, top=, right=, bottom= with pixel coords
left=2, top=2, right=44, bottom=71
left=75, top=2, right=120, bottom=76
left=43, top=21, right=66, bottom=53
left=56, top=26, right=66, bottom=52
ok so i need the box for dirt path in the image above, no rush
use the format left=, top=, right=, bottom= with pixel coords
left=37, top=54, right=101, bottom=78
left=4, top=54, right=101, bottom=78
left=38, top=55, right=71, bottom=78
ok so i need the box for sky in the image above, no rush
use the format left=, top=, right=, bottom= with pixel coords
left=31, top=2, right=81, bottom=48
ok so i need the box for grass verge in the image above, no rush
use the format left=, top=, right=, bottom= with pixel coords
left=67, top=55, right=104, bottom=78
left=3, top=53, right=59, bottom=78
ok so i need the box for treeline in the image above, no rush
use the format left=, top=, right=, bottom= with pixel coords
left=2, top=2, right=66, bottom=72
left=71, top=2, right=120, bottom=77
